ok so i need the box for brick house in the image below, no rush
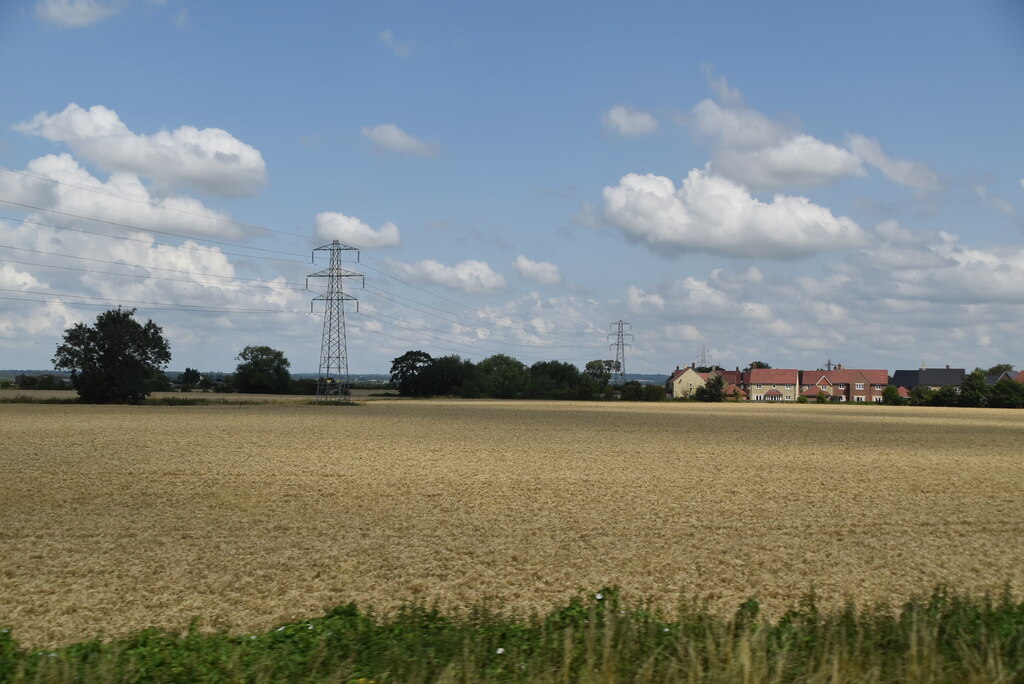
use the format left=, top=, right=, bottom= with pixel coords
left=799, top=366, right=888, bottom=403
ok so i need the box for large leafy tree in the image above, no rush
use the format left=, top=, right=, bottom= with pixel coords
left=584, top=360, right=619, bottom=390
left=53, top=308, right=171, bottom=404
left=959, top=368, right=990, bottom=408
left=390, top=350, right=433, bottom=396
left=234, top=345, right=291, bottom=394
left=476, top=354, right=528, bottom=399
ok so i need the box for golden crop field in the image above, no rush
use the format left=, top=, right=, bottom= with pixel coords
left=2, top=400, right=1022, bottom=648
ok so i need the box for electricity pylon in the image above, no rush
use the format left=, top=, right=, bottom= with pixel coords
left=307, top=240, right=363, bottom=402
left=608, top=320, right=633, bottom=387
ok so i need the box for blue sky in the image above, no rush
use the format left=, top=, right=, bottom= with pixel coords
left=1, top=0, right=1022, bottom=375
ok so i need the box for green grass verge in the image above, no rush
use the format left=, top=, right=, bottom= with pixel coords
left=2, top=586, right=1022, bottom=682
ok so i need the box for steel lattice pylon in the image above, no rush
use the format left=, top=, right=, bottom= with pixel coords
left=307, top=240, right=362, bottom=402
left=608, top=320, right=633, bottom=387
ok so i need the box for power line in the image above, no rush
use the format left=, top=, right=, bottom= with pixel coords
left=0, top=288, right=310, bottom=314
left=0, top=165, right=277, bottom=237
left=0, top=184, right=615, bottom=358
left=0, top=198, right=310, bottom=260
left=0, top=213, right=308, bottom=265
left=0, top=256, right=308, bottom=292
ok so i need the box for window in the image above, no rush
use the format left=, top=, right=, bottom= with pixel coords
left=786, top=384, right=793, bottom=389
left=855, top=383, right=864, bottom=390
left=855, top=395, right=865, bottom=402
left=819, top=385, right=827, bottom=391
left=873, top=396, right=882, bottom=403
left=756, top=384, right=762, bottom=389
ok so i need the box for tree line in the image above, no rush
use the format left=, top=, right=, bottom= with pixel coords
left=906, top=368, right=1024, bottom=408
left=36, top=309, right=1024, bottom=407
left=389, top=351, right=634, bottom=400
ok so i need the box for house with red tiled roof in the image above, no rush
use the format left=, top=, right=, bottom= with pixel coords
left=743, top=368, right=800, bottom=401
left=800, top=366, right=888, bottom=403
left=724, top=383, right=746, bottom=401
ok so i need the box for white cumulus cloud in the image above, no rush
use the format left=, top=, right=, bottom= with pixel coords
left=846, top=134, right=941, bottom=192
left=361, top=124, right=438, bottom=157
left=512, top=255, right=562, bottom=286
left=16, top=104, right=267, bottom=196
left=603, top=169, right=865, bottom=259
left=35, top=0, right=121, bottom=28
left=0, top=153, right=247, bottom=239
left=400, top=259, right=506, bottom=294
left=602, top=106, right=658, bottom=137
left=692, top=99, right=864, bottom=190
left=315, top=212, right=401, bottom=249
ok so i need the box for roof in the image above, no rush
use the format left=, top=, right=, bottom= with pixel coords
left=764, top=388, right=783, bottom=396
left=747, top=368, right=800, bottom=385
left=716, top=370, right=742, bottom=385
left=724, top=383, right=746, bottom=397
left=985, top=371, right=1017, bottom=385
left=802, top=369, right=888, bottom=386
left=668, top=367, right=703, bottom=385
left=891, top=368, right=964, bottom=388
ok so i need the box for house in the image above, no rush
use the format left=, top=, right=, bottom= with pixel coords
left=799, top=366, right=889, bottom=403
left=891, top=366, right=965, bottom=390
left=667, top=365, right=707, bottom=399
left=724, top=383, right=747, bottom=401
left=985, top=370, right=1018, bottom=385
left=743, top=368, right=800, bottom=402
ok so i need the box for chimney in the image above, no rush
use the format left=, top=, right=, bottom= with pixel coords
left=946, top=364, right=950, bottom=369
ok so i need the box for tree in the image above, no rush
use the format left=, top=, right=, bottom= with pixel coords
left=642, top=384, right=666, bottom=401
left=987, top=363, right=1014, bottom=375
left=989, top=377, right=1024, bottom=408
left=694, top=374, right=725, bottom=402
left=959, top=369, right=990, bottom=408
left=390, top=350, right=433, bottom=397
left=53, top=308, right=171, bottom=404
left=179, top=367, right=201, bottom=392
left=418, top=355, right=476, bottom=397
left=476, top=354, right=528, bottom=399
left=882, top=385, right=902, bottom=405
left=529, top=360, right=584, bottom=400
left=910, top=385, right=936, bottom=406
left=619, top=381, right=644, bottom=401
left=233, top=346, right=291, bottom=394
left=584, top=360, right=619, bottom=390
left=749, top=361, right=771, bottom=369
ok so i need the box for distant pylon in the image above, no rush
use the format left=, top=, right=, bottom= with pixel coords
left=307, top=240, right=363, bottom=402
left=697, top=345, right=711, bottom=369
left=608, top=320, right=633, bottom=387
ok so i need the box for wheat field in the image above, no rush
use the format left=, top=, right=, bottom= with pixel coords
left=1, top=400, right=1022, bottom=647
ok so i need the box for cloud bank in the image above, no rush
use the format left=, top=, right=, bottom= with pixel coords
left=16, top=104, right=268, bottom=196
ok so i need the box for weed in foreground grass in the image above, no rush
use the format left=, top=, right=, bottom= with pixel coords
left=1, top=586, right=1021, bottom=682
